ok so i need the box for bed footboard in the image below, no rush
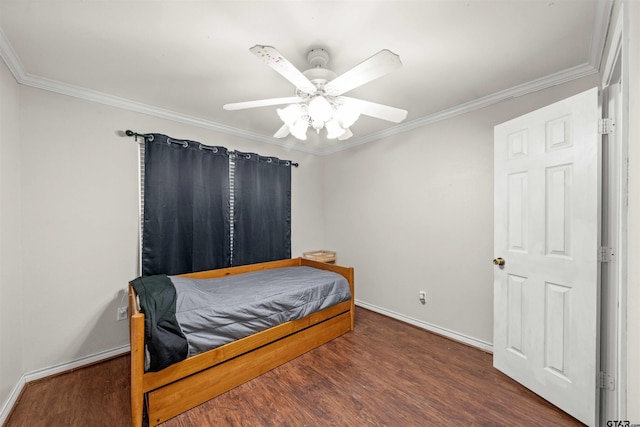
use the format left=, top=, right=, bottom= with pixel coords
left=128, top=284, right=145, bottom=427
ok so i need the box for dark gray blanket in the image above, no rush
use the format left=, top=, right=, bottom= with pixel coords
left=129, top=275, right=188, bottom=372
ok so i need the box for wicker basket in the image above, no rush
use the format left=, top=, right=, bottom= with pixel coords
left=302, top=250, right=336, bottom=264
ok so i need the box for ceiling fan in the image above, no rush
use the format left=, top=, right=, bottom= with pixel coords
left=223, top=45, right=408, bottom=141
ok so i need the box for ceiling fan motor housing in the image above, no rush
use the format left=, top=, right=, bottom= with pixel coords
left=307, top=48, right=329, bottom=68
left=301, top=68, right=337, bottom=87
left=300, top=48, right=337, bottom=97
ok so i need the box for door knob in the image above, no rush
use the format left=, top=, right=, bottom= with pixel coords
left=493, top=257, right=505, bottom=266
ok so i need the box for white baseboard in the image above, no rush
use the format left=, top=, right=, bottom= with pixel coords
left=24, top=344, right=130, bottom=382
left=0, top=374, right=25, bottom=426
left=1, top=307, right=492, bottom=423
left=0, top=344, right=130, bottom=424
left=355, top=300, right=494, bottom=353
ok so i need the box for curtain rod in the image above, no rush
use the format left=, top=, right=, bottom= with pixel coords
left=124, top=130, right=299, bottom=167
left=125, top=129, right=152, bottom=141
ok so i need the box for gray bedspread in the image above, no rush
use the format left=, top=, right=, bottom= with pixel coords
left=169, top=266, right=351, bottom=357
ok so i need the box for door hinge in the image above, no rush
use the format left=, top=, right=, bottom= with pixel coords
left=598, top=246, right=614, bottom=262
left=599, top=118, right=615, bottom=135
left=599, top=371, right=615, bottom=390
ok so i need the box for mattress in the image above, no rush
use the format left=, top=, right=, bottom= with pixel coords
left=170, top=266, right=352, bottom=357
left=132, top=265, right=351, bottom=371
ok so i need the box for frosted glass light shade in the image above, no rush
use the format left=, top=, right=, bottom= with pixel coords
left=311, top=119, right=324, bottom=131
left=338, top=128, right=354, bottom=141
left=308, top=96, right=333, bottom=123
left=335, top=98, right=360, bottom=128
left=290, top=119, right=308, bottom=140
left=325, top=119, right=346, bottom=139
left=277, top=104, right=302, bottom=127
left=276, top=95, right=359, bottom=141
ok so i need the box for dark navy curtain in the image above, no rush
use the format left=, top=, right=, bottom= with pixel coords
left=142, top=134, right=230, bottom=276
left=232, top=152, right=292, bottom=266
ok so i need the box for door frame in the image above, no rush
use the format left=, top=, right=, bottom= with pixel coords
left=599, top=2, right=629, bottom=423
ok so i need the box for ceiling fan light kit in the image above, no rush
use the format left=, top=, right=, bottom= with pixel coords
left=223, top=45, right=408, bottom=142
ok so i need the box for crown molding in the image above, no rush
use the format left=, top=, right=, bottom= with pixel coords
left=0, top=26, right=25, bottom=82
left=28, top=73, right=324, bottom=155
left=320, top=62, right=598, bottom=155
left=0, top=3, right=609, bottom=157
left=0, top=27, right=325, bottom=155
left=589, top=0, right=615, bottom=70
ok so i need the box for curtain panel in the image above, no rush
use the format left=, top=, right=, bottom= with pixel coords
left=140, top=135, right=293, bottom=275
left=232, top=152, right=292, bottom=266
left=142, top=134, right=230, bottom=276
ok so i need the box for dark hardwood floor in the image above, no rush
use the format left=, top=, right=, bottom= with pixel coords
left=5, top=307, right=583, bottom=427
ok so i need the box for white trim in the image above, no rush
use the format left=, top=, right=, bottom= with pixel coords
left=0, top=375, right=25, bottom=426
left=0, top=344, right=130, bottom=423
left=323, top=63, right=598, bottom=155
left=602, top=2, right=624, bottom=86
left=23, top=345, right=130, bottom=383
left=590, top=0, right=615, bottom=70
left=0, top=307, right=492, bottom=421
left=19, top=73, right=323, bottom=155
left=0, top=8, right=609, bottom=156
left=355, top=300, right=493, bottom=353
left=0, top=26, right=24, bottom=82
left=0, top=305, right=494, bottom=423
left=4, top=55, right=599, bottom=157
left=602, top=2, right=629, bottom=421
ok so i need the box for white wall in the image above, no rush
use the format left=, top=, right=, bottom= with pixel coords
left=16, top=86, right=326, bottom=373
left=3, top=15, right=638, bottom=421
left=324, top=75, right=599, bottom=347
left=0, top=58, right=23, bottom=412
left=624, top=1, right=639, bottom=422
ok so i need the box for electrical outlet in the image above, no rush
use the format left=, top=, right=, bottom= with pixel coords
left=419, top=291, right=427, bottom=304
left=117, top=306, right=128, bottom=321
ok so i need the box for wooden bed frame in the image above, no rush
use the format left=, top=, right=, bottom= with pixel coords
left=128, top=257, right=355, bottom=427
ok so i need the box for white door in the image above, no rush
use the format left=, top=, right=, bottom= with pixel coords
left=493, top=87, right=600, bottom=426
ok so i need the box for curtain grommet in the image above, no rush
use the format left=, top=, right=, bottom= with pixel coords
left=199, top=145, right=219, bottom=153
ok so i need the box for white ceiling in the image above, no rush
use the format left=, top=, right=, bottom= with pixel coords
left=0, top=1, right=610, bottom=154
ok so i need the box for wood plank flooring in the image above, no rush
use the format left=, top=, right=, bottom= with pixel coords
left=5, top=307, right=584, bottom=426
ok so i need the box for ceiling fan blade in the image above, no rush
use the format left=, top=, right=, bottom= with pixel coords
left=223, top=96, right=304, bottom=111
left=273, top=124, right=290, bottom=138
left=342, top=97, right=408, bottom=123
left=324, top=49, right=402, bottom=96
left=250, top=45, right=317, bottom=95
left=338, top=128, right=353, bottom=141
